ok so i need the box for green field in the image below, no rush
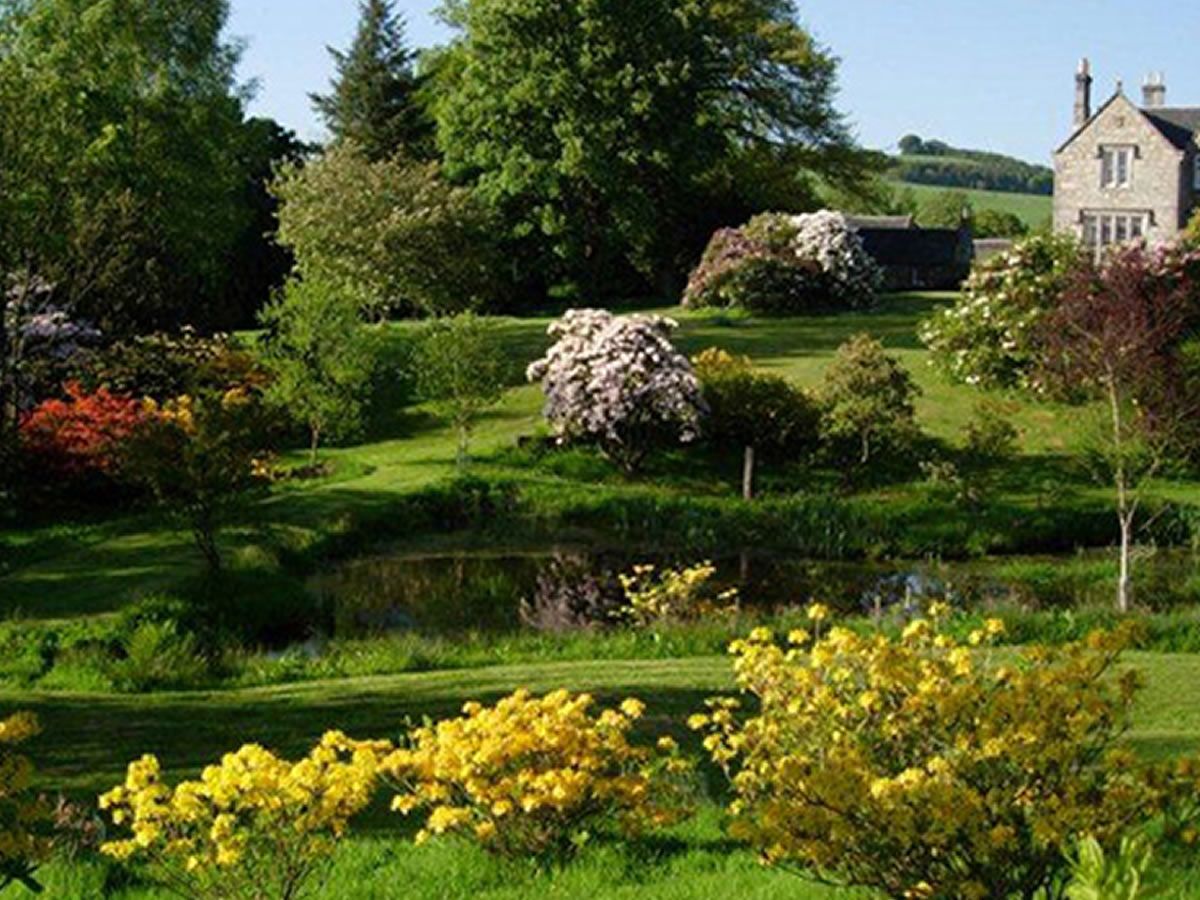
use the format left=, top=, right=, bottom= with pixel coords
left=898, top=181, right=1053, bottom=230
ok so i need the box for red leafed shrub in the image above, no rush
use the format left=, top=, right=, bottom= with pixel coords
left=19, top=382, right=149, bottom=480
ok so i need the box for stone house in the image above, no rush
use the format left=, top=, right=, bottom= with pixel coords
left=1054, top=59, right=1200, bottom=252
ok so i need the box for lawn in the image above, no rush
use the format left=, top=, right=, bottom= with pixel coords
left=9, top=650, right=1200, bottom=897
left=0, top=293, right=1133, bottom=623
left=899, top=181, right=1053, bottom=230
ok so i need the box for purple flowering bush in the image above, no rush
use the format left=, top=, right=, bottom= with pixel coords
left=526, top=309, right=706, bottom=473
left=684, top=211, right=881, bottom=314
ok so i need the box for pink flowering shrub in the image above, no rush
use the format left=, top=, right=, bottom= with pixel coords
left=684, top=211, right=881, bottom=314
left=526, top=309, right=706, bottom=473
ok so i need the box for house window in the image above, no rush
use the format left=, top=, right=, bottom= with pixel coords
left=1194, top=154, right=1200, bottom=190
left=1081, top=212, right=1150, bottom=249
left=1100, top=146, right=1134, bottom=188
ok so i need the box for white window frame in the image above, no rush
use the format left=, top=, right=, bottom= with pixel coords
left=1100, top=146, right=1134, bottom=189
left=1081, top=211, right=1150, bottom=250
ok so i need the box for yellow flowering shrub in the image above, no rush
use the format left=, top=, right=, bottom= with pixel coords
left=0, top=712, right=51, bottom=894
left=619, top=562, right=738, bottom=627
left=99, top=731, right=388, bottom=900
left=692, top=619, right=1166, bottom=900
left=382, top=689, right=694, bottom=858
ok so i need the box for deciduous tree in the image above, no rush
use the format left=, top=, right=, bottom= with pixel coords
left=272, top=143, right=500, bottom=319
left=433, top=0, right=874, bottom=299
left=0, top=0, right=253, bottom=333
left=1038, top=245, right=1200, bottom=612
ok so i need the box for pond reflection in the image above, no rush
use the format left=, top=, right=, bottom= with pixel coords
left=309, top=547, right=1200, bottom=639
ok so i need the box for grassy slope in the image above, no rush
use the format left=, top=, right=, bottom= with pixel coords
left=11, top=651, right=1200, bottom=897
left=0, top=294, right=1167, bottom=621
left=898, top=181, right=1053, bottom=230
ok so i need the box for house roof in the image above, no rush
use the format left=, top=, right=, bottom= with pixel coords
left=1144, top=108, right=1200, bottom=150
left=844, top=215, right=915, bottom=231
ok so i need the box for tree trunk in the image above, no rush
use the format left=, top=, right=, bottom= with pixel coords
left=1107, top=378, right=1133, bottom=614
left=1117, top=511, right=1133, bottom=614
left=309, top=423, right=321, bottom=469
left=742, top=445, right=756, bottom=501
left=456, top=422, right=470, bottom=470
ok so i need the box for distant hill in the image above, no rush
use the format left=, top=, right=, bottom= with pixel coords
left=891, top=135, right=1053, bottom=196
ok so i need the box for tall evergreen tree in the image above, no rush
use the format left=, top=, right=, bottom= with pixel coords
left=310, top=0, right=432, bottom=160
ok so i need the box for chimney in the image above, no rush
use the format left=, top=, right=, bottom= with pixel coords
left=1074, top=58, right=1093, bottom=128
left=1143, top=71, right=1167, bottom=108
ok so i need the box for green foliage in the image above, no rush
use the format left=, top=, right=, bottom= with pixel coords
left=433, top=0, right=872, bottom=298
left=694, top=349, right=820, bottom=459
left=920, top=232, right=1084, bottom=389
left=310, top=0, right=433, bottom=160
left=75, top=330, right=267, bottom=402
left=917, top=188, right=973, bottom=229
left=974, top=208, right=1029, bottom=239
left=272, top=143, right=500, bottom=319
left=0, top=0, right=257, bottom=334
left=414, top=313, right=509, bottom=466
left=258, top=278, right=379, bottom=464
left=1066, top=834, right=1158, bottom=900
left=1182, top=209, right=1200, bottom=250
left=819, top=334, right=921, bottom=471
left=902, top=182, right=1052, bottom=232
left=108, top=621, right=210, bottom=693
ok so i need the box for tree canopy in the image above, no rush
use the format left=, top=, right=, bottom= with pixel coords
left=432, top=0, right=875, bottom=300
left=0, top=0, right=256, bottom=333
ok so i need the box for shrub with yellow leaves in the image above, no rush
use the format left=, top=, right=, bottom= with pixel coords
left=0, top=712, right=52, bottom=895
left=99, top=731, right=388, bottom=900
left=619, top=562, right=738, bottom=629
left=382, top=689, right=694, bottom=859
left=123, top=388, right=275, bottom=572
left=692, top=619, right=1172, bottom=900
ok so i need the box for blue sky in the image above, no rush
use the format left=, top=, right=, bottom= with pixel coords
left=228, top=0, right=1200, bottom=165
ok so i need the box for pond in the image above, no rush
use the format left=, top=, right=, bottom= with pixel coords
left=309, top=545, right=1200, bottom=639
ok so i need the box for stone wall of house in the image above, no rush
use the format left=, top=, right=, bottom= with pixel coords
left=1054, top=92, right=1186, bottom=244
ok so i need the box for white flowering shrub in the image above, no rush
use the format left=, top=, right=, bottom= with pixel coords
left=526, top=309, right=706, bottom=472
left=684, top=211, right=881, bottom=314
left=919, top=233, right=1082, bottom=389
left=787, top=211, right=883, bottom=305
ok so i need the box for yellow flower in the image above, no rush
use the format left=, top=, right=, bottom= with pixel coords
left=806, top=603, right=830, bottom=623
left=379, top=690, right=692, bottom=857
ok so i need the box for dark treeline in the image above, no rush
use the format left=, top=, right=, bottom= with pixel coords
left=893, top=135, right=1053, bottom=196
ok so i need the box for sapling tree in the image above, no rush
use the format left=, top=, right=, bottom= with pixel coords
left=414, top=312, right=508, bottom=467
left=124, top=390, right=273, bottom=573
left=257, top=278, right=378, bottom=467
left=819, top=333, right=921, bottom=476
left=1038, top=245, right=1200, bottom=612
